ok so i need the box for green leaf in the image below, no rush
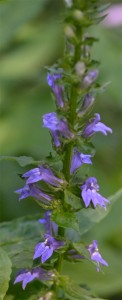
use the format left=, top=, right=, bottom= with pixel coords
left=0, top=155, right=35, bottom=167
left=60, top=277, right=105, bottom=300
left=0, top=248, right=12, bottom=300
left=64, top=190, right=82, bottom=210
left=67, top=188, right=122, bottom=240
left=52, top=209, right=80, bottom=232
left=4, top=281, right=47, bottom=300
left=0, top=214, right=44, bottom=268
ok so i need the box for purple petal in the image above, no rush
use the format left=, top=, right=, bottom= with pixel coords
left=33, top=242, right=46, bottom=259
left=41, top=246, right=54, bottom=263
left=93, top=122, right=112, bottom=135
left=82, top=189, right=92, bottom=207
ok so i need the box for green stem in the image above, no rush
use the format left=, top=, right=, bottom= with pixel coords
left=53, top=14, right=82, bottom=300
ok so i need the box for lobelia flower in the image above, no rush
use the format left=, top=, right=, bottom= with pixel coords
left=78, top=94, right=95, bottom=117
left=87, top=240, right=108, bottom=272
left=23, top=165, right=64, bottom=187
left=70, top=148, right=92, bottom=174
left=15, top=183, right=52, bottom=203
left=33, top=234, right=65, bottom=263
left=83, top=69, right=99, bottom=87
left=43, top=112, right=74, bottom=147
left=39, top=210, right=58, bottom=236
left=14, top=267, right=54, bottom=289
left=47, top=73, right=64, bottom=108
left=80, top=177, right=109, bottom=208
left=82, top=113, right=112, bottom=138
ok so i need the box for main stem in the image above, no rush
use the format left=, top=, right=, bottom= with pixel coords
left=54, top=21, right=82, bottom=298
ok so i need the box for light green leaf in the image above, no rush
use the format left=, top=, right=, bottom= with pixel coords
left=0, top=248, right=12, bottom=300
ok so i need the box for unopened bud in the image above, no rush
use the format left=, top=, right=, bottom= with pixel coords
left=83, top=69, right=99, bottom=87
left=65, top=25, right=76, bottom=40
left=73, top=9, right=84, bottom=21
left=65, top=0, right=72, bottom=7
left=78, top=94, right=95, bottom=116
left=75, top=61, right=85, bottom=77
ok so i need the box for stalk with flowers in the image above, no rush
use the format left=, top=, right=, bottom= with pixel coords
left=13, top=0, right=113, bottom=299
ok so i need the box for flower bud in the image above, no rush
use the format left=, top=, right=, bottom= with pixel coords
left=65, top=0, right=72, bottom=7
left=75, top=61, right=86, bottom=77
left=73, top=9, right=84, bottom=21
left=65, top=25, right=76, bottom=40
left=78, top=94, right=95, bottom=116
left=83, top=69, right=99, bottom=87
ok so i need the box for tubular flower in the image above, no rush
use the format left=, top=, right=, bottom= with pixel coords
left=43, top=112, right=74, bottom=147
left=15, top=184, right=52, bottom=203
left=23, top=165, right=64, bottom=187
left=80, top=177, right=109, bottom=208
left=33, top=234, right=65, bottom=263
left=78, top=94, right=95, bottom=116
left=70, top=148, right=92, bottom=174
left=14, top=267, right=54, bottom=289
left=82, top=113, right=112, bottom=138
left=83, top=69, right=99, bottom=87
left=47, top=73, right=64, bottom=108
left=87, top=240, right=108, bottom=272
left=39, top=210, right=58, bottom=236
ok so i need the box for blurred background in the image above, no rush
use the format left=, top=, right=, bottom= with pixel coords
left=0, top=0, right=122, bottom=299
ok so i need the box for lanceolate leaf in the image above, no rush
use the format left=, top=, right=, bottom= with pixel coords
left=0, top=215, right=44, bottom=268
left=67, top=188, right=122, bottom=241
left=0, top=248, right=12, bottom=300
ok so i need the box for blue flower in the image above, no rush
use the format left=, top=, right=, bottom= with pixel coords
left=23, top=165, right=64, bottom=187
left=15, top=184, right=52, bottom=203
left=39, top=210, right=58, bottom=236
left=87, top=240, right=108, bottom=272
left=82, top=113, right=112, bottom=138
left=80, top=177, right=109, bottom=208
left=47, top=73, right=64, bottom=108
left=70, top=148, right=92, bottom=174
left=43, top=112, right=74, bottom=147
left=78, top=94, right=95, bottom=117
left=33, top=234, right=65, bottom=263
left=14, top=267, right=54, bottom=289
left=83, top=69, right=99, bottom=87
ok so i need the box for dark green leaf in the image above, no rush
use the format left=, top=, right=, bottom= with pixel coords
left=0, top=248, right=12, bottom=300
left=0, top=214, right=44, bottom=268
left=64, top=190, right=82, bottom=210
left=4, top=281, right=48, bottom=300
left=52, top=209, right=80, bottom=232
left=60, top=277, right=104, bottom=300
left=0, top=155, right=35, bottom=167
left=67, top=188, right=122, bottom=240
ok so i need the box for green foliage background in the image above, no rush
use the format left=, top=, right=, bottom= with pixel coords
left=0, top=0, right=122, bottom=299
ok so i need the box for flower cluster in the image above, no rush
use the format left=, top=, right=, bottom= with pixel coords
left=14, top=1, right=112, bottom=297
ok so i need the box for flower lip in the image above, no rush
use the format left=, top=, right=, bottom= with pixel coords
left=87, top=240, right=108, bottom=272
left=70, top=148, right=93, bottom=174
left=82, top=113, right=112, bottom=138
left=81, top=177, right=109, bottom=208
left=33, top=234, right=65, bottom=263
left=14, top=267, right=54, bottom=289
